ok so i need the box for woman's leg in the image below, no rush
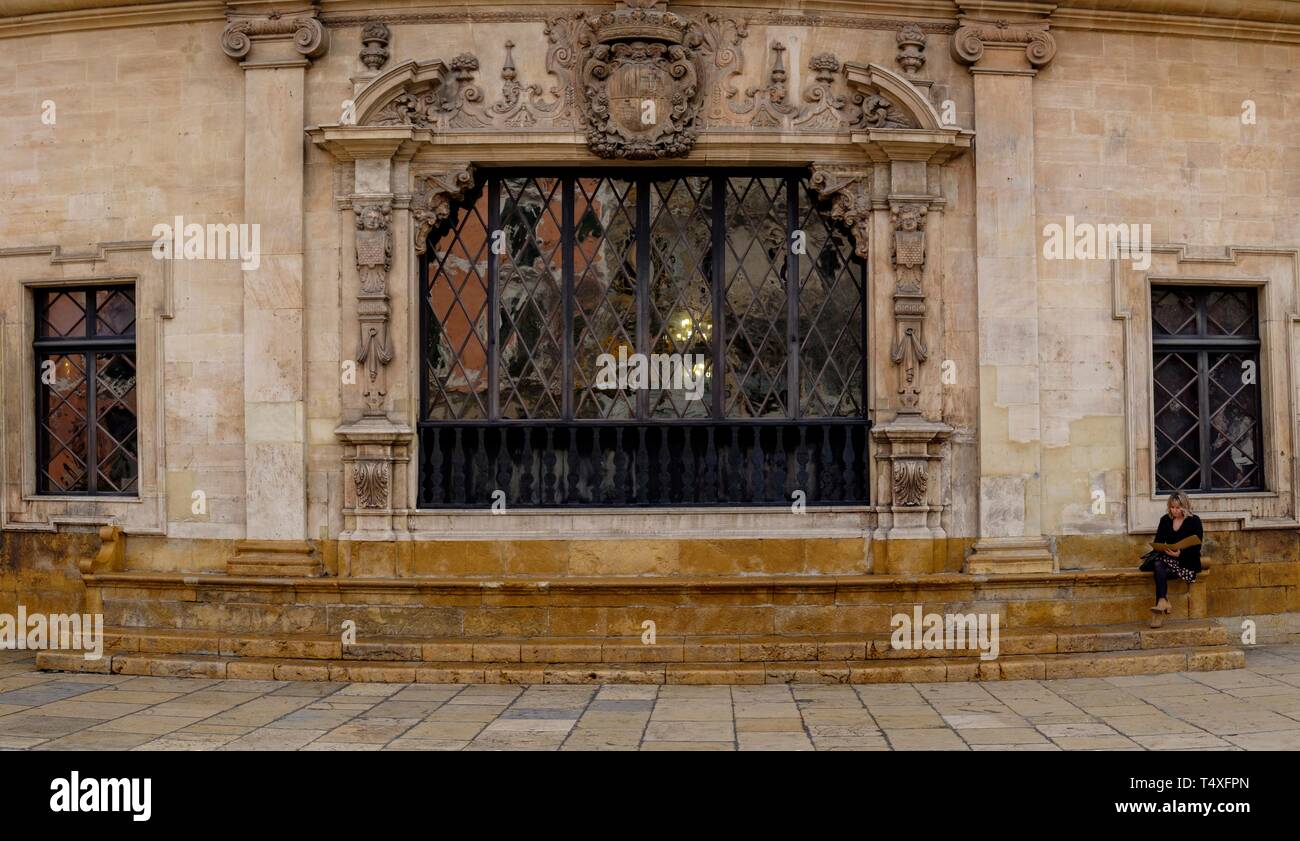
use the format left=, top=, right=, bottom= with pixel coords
left=1153, top=559, right=1169, bottom=602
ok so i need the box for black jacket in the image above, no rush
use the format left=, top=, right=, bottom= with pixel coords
left=1154, top=513, right=1203, bottom=573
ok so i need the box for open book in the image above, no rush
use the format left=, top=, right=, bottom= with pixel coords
left=1150, top=535, right=1201, bottom=553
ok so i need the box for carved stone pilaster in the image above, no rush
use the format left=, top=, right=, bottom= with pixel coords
left=951, top=20, right=1056, bottom=71
left=353, top=201, right=394, bottom=415
left=808, top=165, right=871, bottom=259
left=872, top=418, right=951, bottom=566
left=412, top=166, right=476, bottom=254
left=221, top=12, right=329, bottom=62
left=337, top=417, right=413, bottom=542
left=360, top=21, right=391, bottom=71
left=896, top=23, right=927, bottom=77
left=890, top=202, right=929, bottom=414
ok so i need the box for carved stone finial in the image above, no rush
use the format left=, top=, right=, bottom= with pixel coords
left=360, top=21, right=391, bottom=71
left=738, top=40, right=798, bottom=127
left=896, top=23, right=926, bottom=76
left=221, top=15, right=329, bottom=61
left=951, top=21, right=1056, bottom=69
left=502, top=40, right=517, bottom=79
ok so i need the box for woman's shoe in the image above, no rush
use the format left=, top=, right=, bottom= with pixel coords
left=1149, top=606, right=1168, bottom=628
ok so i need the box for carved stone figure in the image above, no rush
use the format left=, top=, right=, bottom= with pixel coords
left=355, top=203, right=392, bottom=295
left=809, top=165, right=871, bottom=259
left=412, top=166, right=476, bottom=253
left=890, top=203, right=930, bottom=412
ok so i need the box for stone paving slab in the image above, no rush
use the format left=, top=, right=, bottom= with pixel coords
left=0, top=643, right=1299, bottom=750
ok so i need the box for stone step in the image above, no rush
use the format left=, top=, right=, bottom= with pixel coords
left=36, top=644, right=1245, bottom=685
left=90, top=619, right=1228, bottom=664
left=85, top=569, right=1207, bottom=637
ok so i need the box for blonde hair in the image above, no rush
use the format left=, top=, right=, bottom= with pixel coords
left=1167, top=491, right=1194, bottom=514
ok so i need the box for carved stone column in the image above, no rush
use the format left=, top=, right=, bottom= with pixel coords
left=334, top=162, right=474, bottom=547
left=221, top=4, right=328, bottom=576
left=811, top=161, right=953, bottom=573
left=953, top=3, right=1058, bottom=574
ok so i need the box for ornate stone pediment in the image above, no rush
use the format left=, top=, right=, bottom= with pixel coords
left=349, top=1, right=944, bottom=150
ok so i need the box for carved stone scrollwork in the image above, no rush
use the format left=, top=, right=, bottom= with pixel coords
left=353, top=460, right=391, bottom=509
left=891, top=459, right=928, bottom=507
left=896, top=23, right=926, bottom=76
left=412, top=166, right=476, bottom=254
left=353, top=201, right=395, bottom=414
left=690, top=12, right=748, bottom=126
left=951, top=20, right=1057, bottom=69
left=360, top=22, right=391, bottom=71
left=890, top=203, right=929, bottom=413
left=221, top=14, right=329, bottom=61
left=808, top=165, right=871, bottom=259
left=358, top=2, right=923, bottom=139
left=794, top=53, right=911, bottom=130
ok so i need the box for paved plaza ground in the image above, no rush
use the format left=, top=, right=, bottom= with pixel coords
left=2, top=644, right=1300, bottom=751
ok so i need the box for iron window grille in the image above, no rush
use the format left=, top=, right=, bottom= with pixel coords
left=33, top=284, right=139, bottom=496
left=417, top=169, right=870, bottom=507
left=1151, top=285, right=1263, bottom=493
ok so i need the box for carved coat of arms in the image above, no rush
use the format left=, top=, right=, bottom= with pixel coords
left=581, top=1, right=701, bottom=159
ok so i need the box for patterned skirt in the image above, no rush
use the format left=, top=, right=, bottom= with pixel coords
left=1141, top=550, right=1197, bottom=583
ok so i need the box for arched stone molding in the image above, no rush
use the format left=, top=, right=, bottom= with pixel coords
left=306, top=2, right=972, bottom=558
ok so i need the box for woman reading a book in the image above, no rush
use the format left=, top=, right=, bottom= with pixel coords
left=1140, top=492, right=1203, bottom=627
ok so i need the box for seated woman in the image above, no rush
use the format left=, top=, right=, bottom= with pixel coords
left=1140, top=491, right=1203, bottom=628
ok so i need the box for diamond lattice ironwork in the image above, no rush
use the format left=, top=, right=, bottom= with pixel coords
left=94, top=352, right=138, bottom=493
left=798, top=182, right=865, bottom=417
left=497, top=177, right=566, bottom=419
left=573, top=177, right=640, bottom=419
left=722, top=176, right=789, bottom=418
left=648, top=176, right=715, bottom=418
left=1151, top=285, right=1262, bottom=493
left=425, top=186, right=491, bottom=420
left=38, top=353, right=90, bottom=493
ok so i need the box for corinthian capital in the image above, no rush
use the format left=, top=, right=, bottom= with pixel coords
left=951, top=20, right=1056, bottom=71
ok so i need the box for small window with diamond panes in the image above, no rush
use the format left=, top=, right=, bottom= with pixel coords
left=1151, top=285, right=1263, bottom=494
left=34, top=285, right=138, bottom=496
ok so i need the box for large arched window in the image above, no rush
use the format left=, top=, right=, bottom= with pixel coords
left=418, top=169, right=869, bottom=507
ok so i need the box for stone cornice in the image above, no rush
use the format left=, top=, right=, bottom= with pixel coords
left=6, top=0, right=1300, bottom=43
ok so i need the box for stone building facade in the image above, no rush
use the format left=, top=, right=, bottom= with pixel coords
left=1, top=0, right=1297, bottom=681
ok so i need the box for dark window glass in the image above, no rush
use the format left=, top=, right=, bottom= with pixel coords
left=421, top=170, right=866, bottom=423
left=35, top=285, right=138, bottom=495
left=1152, top=286, right=1262, bottom=493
